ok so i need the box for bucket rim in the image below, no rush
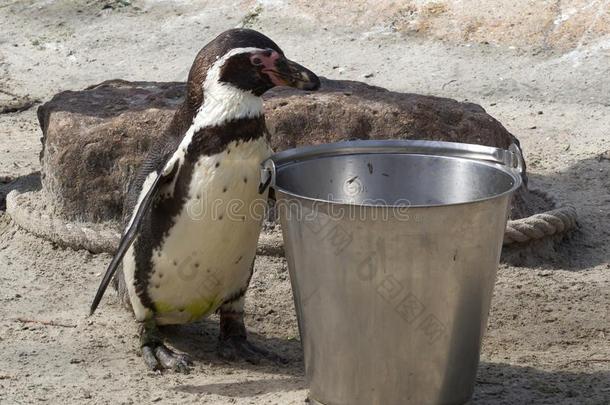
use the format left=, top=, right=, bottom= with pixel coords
left=268, top=140, right=524, bottom=209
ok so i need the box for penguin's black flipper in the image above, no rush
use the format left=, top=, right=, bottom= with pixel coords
left=89, top=174, right=160, bottom=315
left=89, top=158, right=178, bottom=316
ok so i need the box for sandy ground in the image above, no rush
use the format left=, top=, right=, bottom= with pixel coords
left=1, top=1, right=609, bottom=404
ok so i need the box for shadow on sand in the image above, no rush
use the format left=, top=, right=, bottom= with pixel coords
left=161, top=319, right=609, bottom=403
left=502, top=155, right=609, bottom=271
left=162, top=317, right=304, bottom=375
left=471, top=361, right=610, bottom=405
left=0, top=171, right=40, bottom=211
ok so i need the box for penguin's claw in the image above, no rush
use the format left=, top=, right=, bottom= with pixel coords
left=217, top=336, right=286, bottom=365
left=142, top=344, right=192, bottom=373
left=142, top=345, right=159, bottom=371
left=139, top=319, right=192, bottom=373
left=155, top=345, right=193, bottom=373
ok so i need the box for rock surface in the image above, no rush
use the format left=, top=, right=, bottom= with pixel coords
left=38, top=78, right=523, bottom=222
left=264, top=79, right=520, bottom=150
left=38, top=80, right=184, bottom=222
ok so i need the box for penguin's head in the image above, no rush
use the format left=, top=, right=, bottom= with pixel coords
left=218, top=47, right=320, bottom=96
left=185, top=29, right=320, bottom=110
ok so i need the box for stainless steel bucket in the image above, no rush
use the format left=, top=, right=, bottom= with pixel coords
left=264, top=140, right=523, bottom=405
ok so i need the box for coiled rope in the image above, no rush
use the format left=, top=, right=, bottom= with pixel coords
left=504, top=206, right=577, bottom=245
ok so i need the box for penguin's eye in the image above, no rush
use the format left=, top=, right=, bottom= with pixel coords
left=251, top=57, right=263, bottom=66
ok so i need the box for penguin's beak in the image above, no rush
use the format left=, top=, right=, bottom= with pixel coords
left=259, top=52, right=320, bottom=91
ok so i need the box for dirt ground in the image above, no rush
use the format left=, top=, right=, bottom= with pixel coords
left=1, top=1, right=609, bottom=404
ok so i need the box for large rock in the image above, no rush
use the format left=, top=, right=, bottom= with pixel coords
left=38, top=78, right=522, bottom=222
left=264, top=79, right=519, bottom=150
left=38, top=80, right=184, bottom=222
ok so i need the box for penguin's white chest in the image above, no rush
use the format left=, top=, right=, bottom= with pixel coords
left=128, top=137, right=272, bottom=324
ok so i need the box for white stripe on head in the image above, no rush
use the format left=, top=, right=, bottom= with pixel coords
left=195, top=47, right=266, bottom=128
left=163, top=47, right=266, bottom=174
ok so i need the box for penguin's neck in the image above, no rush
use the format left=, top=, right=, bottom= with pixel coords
left=192, top=78, right=263, bottom=131
left=164, top=77, right=266, bottom=174
left=164, top=82, right=265, bottom=173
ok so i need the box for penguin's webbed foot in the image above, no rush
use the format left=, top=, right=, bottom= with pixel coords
left=217, top=311, right=286, bottom=365
left=140, top=320, right=192, bottom=373
left=142, top=343, right=193, bottom=373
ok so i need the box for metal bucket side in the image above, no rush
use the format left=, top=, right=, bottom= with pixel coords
left=266, top=140, right=523, bottom=405
left=277, top=193, right=510, bottom=405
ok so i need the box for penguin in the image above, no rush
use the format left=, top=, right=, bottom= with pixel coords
left=90, top=28, right=320, bottom=372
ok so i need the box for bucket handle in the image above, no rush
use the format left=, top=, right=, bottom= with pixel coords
left=259, top=158, right=276, bottom=194
left=508, top=143, right=525, bottom=176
